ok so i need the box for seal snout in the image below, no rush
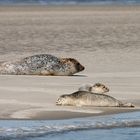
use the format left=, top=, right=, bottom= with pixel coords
left=77, top=63, right=85, bottom=72
left=81, top=65, right=85, bottom=71
left=56, top=100, right=61, bottom=105
left=56, top=101, right=61, bottom=106
left=56, top=97, right=63, bottom=105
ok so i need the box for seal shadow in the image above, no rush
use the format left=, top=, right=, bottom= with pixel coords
left=70, top=74, right=87, bottom=77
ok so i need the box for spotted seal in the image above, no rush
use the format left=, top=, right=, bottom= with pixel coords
left=0, top=54, right=85, bottom=76
left=56, top=91, right=134, bottom=107
left=78, top=83, right=109, bottom=94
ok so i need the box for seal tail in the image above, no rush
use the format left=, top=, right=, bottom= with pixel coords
left=121, top=103, right=135, bottom=108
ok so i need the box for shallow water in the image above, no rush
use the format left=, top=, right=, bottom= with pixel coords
left=0, top=111, right=140, bottom=140
left=0, top=0, right=139, bottom=5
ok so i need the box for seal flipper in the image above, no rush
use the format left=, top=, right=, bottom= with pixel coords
left=121, top=103, right=135, bottom=108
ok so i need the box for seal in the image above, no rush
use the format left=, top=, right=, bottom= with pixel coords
left=0, top=54, right=85, bottom=76
left=78, top=83, right=109, bottom=94
left=56, top=91, right=134, bottom=107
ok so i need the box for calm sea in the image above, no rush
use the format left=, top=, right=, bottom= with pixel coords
left=0, top=111, right=140, bottom=140
left=0, top=0, right=139, bottom=5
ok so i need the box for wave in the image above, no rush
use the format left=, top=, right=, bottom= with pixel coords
left=0, top=0, right=139, bottom=5
left=0, top=112, right=140, bottom=139
left=0, top=119, right=140, bottom=140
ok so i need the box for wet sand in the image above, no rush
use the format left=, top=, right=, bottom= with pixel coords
left=0, top=5, right=140, bottom=119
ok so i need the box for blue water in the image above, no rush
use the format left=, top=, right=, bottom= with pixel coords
left=0, top=111, right=140, bottom=140
left=0, top=0, right=139, bottom=5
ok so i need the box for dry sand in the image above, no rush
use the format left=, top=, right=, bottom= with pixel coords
left=0, top=5, right=140, bottom=119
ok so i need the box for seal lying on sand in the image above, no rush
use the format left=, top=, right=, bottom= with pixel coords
left=79, top=83, right=109, bottom=94
left=56, top=91, right=134, bottom=107
left=0, top=54, right=85, bottom=76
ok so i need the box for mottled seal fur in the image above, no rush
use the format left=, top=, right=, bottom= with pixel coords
left=79, top=83, right=109, bottom=94
left=0, top=54, right=85, bottom=76
left=56, top=91, right=134, bottom=107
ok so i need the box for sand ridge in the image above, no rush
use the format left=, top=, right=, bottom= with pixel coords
left=0, top=5, right=140, bottom=119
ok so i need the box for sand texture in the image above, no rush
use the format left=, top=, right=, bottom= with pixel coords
left=0, top=5, right=140, bottom=119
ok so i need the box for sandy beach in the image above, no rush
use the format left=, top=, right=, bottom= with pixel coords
left=0, top=5, right=140, bottom=120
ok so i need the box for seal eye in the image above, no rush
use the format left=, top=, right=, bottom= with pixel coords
left=76, top=63, right=80, bottom=67
left=96, top=83, right=100, bottom=87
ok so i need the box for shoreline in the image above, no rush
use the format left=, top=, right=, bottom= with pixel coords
left=1, top=105, right=139, bottom=120
left=22, top=108, right=140, bottom=120
left=0, top=108, right=139, bottom=120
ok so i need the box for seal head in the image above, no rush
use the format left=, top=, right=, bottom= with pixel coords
left=60, top=58, right=85, bottom=76
left=92, top=83, right=109, bottom=93
left=79, top=83, right=109, bottom=94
